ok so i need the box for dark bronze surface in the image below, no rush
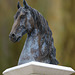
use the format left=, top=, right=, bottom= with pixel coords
left=9, top=0, right=59, bottom=65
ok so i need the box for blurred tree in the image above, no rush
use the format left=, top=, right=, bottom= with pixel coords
left=60, top=0, right=75, bottom=69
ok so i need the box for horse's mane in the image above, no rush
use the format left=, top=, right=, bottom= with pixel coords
left=29, top=7, right=52, bottom=35
left=29, top=7, right=56, bottom=58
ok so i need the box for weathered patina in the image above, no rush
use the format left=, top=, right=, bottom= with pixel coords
left=9, top=0, right=59, bottom=65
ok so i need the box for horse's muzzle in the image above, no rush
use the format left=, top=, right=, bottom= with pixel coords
left=9, top=33, right=21, bottom=43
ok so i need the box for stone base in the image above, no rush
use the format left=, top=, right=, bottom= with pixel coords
left=3, top=61, right=75, bottom=75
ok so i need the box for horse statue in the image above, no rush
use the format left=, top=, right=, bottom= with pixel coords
left=9, top=0, right=59, bottom=65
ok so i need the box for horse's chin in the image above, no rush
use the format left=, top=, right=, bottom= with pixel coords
left=16, top=36, right=22, bottom=42
left=10, top=36, right=22, bottom=43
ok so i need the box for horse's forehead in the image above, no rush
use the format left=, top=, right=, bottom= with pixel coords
left=15, top=8, right=31, bottom=17
left=16, top=8, right=24, bottom=15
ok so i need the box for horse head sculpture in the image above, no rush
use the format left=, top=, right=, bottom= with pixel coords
left=9, top=0, right=59, bottom=65
left=9, top=0, right=34, bottom=42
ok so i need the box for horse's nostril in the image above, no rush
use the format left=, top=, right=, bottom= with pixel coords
left=9, top=33, right=17, bottom=42
left=12, top=34, right=15, bottom=38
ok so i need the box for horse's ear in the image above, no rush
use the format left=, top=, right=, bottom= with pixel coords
left=23, top=0, right=29, bottom=9
left=17, top=1, right=21, bottom=9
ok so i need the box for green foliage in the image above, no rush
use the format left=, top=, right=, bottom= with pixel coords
left=0, top=0, right=75, bottom=75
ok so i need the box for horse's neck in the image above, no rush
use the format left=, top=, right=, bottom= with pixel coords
left=23, top=29, right=39, bottom=51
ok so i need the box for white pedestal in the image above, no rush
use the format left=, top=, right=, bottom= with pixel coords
left=3, top=61, right=75, bottom=75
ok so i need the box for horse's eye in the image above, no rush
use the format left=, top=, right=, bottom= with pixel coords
left=20, top=15, right=25, bottom=19
left=18, top=28, right=21, bottom=31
